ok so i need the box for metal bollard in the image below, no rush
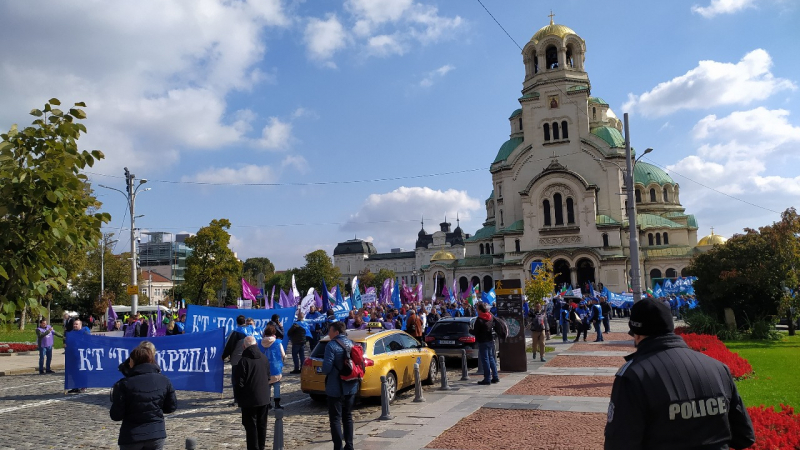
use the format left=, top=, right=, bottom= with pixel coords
left=379, top=375, right=394, bottom=420
left=185, top=438, right=197, bottom=450
left=438, top=355, right=451, bottom=391
left=413, top=362, right=426, bottom=402
left=273, top=408, right=285, bottom=450
left=460, top=349, right=470, bottom=381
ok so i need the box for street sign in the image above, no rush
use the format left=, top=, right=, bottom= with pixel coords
left=126, top=285, right=139, bottom=295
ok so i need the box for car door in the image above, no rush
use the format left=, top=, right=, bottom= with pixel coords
left=397, top=333, right=424, bottom=387
left=383, top=333, right=413, bottom=388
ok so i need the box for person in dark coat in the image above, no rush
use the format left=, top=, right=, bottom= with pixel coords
left=471, top=302, right=499, bottom=385
left=110, top=341, right=177, bottom=449
left=604, top=299, right=755, bottom=450
left=222, top=315, right=251, bottom=407
left=268, top=314, right=284, bottom=340
left=322, top=321, right=359, bottom=450
left=235, top=336, right=271, bottom=450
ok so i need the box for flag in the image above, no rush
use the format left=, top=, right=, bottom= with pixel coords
left=241, top=278, right=260, bottom=301
left=452, top=278, right=458, bottom=302
left=106, top=300, right=117, bottom=331
left=300, top=288, right=316, bottom=316
left=381, top=278, right=392, bottom=305
left=147, top=317, right=156, bottom=337
left=463, top=280, right=473, bottom=300
left=392, top=279, right=402, bottom=309
left=268, top=285, right=276, bottom=309
left=352, top=277, right=362, bottom=309
left=481, top=287, right=496, bottom=305
left=291, top=275, right=301, bottom=303
left=279, top=289, right=290, bottom=308
left=157, top=307, right=163, bottom=330
left=432, top=276, right=438, bottom=302
left=314, top=290, right=323, bottom=310
left=321, top=279, right=330, bottom=313
left=442, top=285, right=450, bottom=301
left=336, top=284, right=345, bottom=306
left=415, top=282, right=423, bottom=303
left=468, top=284, right=479, bottom=306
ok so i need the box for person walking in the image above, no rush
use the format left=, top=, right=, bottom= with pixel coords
left=573, top=302, right=590, bottom=342
left=268, top=314, right=284, bottom=340
left=600, top=297, right=611, bottom=333
left=35, top=319, right=62, bottom=374
left=261, top=324, right=286, bottom=409
left=407, top=310, right=424, bottom=343
left=235, top=336, right=271, bottom=450
left=322, top=321, right=359, bottom=450
left=287, top=316, right=308, bottom=374
left=110, top=341, right=178, bottom=450
left=604, top=299, right=755, bottom=450
left=559, top=304, right=571, bottom=343
left=222, top=315, right=252, bottom=407
left=66, top=319, right=91, bottom=393
left=528, top=303, right=549, bottom=362
left=472, top=302, right=499, bottom=385
left=590, top=298, right=604, bottom=342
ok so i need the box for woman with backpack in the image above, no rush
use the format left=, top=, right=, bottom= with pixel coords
left=528, top=303, right=550, bottom=362
left=260, top=324, right=286, bottom=409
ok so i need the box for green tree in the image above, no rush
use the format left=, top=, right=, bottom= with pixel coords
left=295, top=250, right=341, bottom=294
left=0, top=99, right=110, bottom=323
left=524, top=259, right=555, bottom=307
left=243, top=257, right=275, bottom=283
left=69, top=235, right=131, bottom=314
left=357, top=268, right=376, bottom=289
left=183, top=219, right=242, bottom=305
left=373, top=268, right=396, bottom=290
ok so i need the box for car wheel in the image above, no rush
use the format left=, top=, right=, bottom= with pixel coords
left=424, top=357, right=439, bottom=385
left=385, top=372, right=397, bottom=403
left=309, top=393, right=327, bottom=403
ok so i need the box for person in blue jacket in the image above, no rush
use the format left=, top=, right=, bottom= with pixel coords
left=559, top=304, right=571, bottom=342
left=322, top=321, right=359, bottom=450
left=590, top=298, right=604, bottom=342
left=261, top=324, right=286, bottom=409
left=573, top=302, right=590, bottom=342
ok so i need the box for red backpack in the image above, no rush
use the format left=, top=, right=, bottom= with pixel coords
left=334, top=339, right=366, bottom=381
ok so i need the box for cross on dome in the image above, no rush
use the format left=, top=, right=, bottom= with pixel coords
left=548, top=11, right=555, bottom=25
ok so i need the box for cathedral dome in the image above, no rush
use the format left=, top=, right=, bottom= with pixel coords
left=634, top=161, right=675, bottom=186
left=430, top=250, right=456, bottom=261
left=698, top=231, right=727, bottom=246
left=531, top=22, right=577, bottom=43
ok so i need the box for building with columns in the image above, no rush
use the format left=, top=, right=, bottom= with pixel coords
left=334, top=18, right=719, bottom=298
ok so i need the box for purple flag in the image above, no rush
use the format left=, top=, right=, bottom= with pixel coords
left=462, top=280, right=473, bottom=300
left=279, top=289, right=289, bottom=308
left=381, top=278, right=392, bottom=304
left=452, top=278, right=458, bottom=301
left=157, top=307, right=163, bottom=330
left=415, top=282, right=423, bottom=302
left=442, top=285, right=450, bottom=301
left=314, top=290, right=323, bottom=309
left=242, top=278, right=259, bottom=301
left=268, top=285, right=276, bottom=309
left=106, top=300, right=117, bottom=331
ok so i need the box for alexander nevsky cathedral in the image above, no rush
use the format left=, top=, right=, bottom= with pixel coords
left=333, top=18, right=724, bottom=297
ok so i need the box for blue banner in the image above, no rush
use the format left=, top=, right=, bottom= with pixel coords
left=185, top=305, right=297, bottom=337
left=64, top=329, right=224, bottom=392
left=306, top=299, right=351, bottom=325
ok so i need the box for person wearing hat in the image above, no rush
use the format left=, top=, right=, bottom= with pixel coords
left=604, top=299, right=755, bottom=450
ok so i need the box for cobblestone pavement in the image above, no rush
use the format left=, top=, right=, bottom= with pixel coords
left=0, top=362, right=470, bottom=450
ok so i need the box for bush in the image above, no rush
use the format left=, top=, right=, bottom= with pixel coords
left=746, top=316, right=782, bottom=341
left=679, top=333, right=753, bottom=379
left=746, top=404, right=800, bottom=450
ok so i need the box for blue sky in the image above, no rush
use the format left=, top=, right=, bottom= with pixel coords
left=1, top=0, right=798, bottom=269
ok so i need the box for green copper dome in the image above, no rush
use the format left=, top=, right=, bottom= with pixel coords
left=492, top=136, right=524, bottom=164
left=634, top=161, right=674, bottom=186
left=509, top=108, right=522, bottom=119
left=590, top=126, right=625, bottom=148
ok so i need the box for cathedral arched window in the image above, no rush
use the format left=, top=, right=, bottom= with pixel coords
left=650, top=188, right=657, bottom=202
left=553, top=193, right=564, bottom=225
left=480, top=244, right=484, bottom=255
left=515, top=239, right=520, bottom=252
left=561, top=121, right=569, bottom=139
left=566, top=198, right=575, bottom=224
left=602, top=233, right=609, bottom=247
left=663, top=233, right=669, bottom=245
left=543, top=123, right=551, bottom=141
left=656, top=233, right=662, bottom=245
left=592, top=107, right=596, bottom=120
left=533, top=51, right=539, bottom=73
left=491, top=243, right=495, bottom=254
left=546, top=45, right=558, bottom=69
left=518, top=118, right=522, bottom=131
left=552, top=122, right=560, bottom=140
left=648, top=233, right=654, bottom=246
left=566, top=45, right=574, bottom=68
left=543, top=200, right=552, bottom=226
left=663, top=187, right=669, bottom=202
left=500, top=210, right=504, bottom=227
left=635, top=189, right=642, bottom=203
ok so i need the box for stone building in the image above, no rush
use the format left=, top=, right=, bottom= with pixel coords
left=334, top=18, right=720, bottom=298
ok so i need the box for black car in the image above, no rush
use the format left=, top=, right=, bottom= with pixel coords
left=424, top=317, right=498, bottom=360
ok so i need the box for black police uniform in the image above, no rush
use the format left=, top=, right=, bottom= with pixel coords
left=604, top=333, right=755, bottom=450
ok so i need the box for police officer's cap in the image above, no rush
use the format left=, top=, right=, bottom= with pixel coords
left=628, top=298, right=674, bottom=337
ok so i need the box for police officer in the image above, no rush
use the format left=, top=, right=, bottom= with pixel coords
left=604, top=299, right=755, bottom=450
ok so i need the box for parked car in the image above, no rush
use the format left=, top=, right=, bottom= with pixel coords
left=424, top=317, right=498, bottom=360
left=301, top=324, right=438, bottom=403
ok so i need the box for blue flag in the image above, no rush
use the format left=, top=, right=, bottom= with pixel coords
left=321, top=278, right=330, bottom=313
left=392, top=279, right=402, bottom=310
left=336, top=284, right=345, bottom=306
left=352, top=277, right=362, bottom=309
left=481, top=287, right=496, bottom=305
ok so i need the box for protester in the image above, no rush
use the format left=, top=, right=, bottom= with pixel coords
left=268, top=314, right=284, bottom=340
left=322, top=321, right=359, bottom=450
left=600, top=297, right=611, bottom=333
left=604, top=298, right=755, bottom=449
left=165, top=320, right=178, bottom=336
left=407, top=310, right=424, bottom=343
left=110, top=341, right=177, bottom=450
left=35, top=319, right=62, bottom=374
left=573, top=302, right=590, bottom=342
left=113, top=320, right=123, bottom=331
left=306, top=306, right=322, bottom=350
left=472, top=302, right=499, bottom=385
left=528, top=303, right=549, bottom=362
left=222, top=315, right=251, bottom=407
left=287, top=314, right=308, bottom=374
left=590, top=298, right=604, bottom=342
left=235, top=336, right=271, bottom=450
left=175, top=314, right=186, bottom=334
left=261, top=324, right=286, bottom=409
left=559, top=303, right=571, bottom=342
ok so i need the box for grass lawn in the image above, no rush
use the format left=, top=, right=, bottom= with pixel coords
left=725, top=334, right=800, bottom=408
left=0, top=326, right=65, bottom=349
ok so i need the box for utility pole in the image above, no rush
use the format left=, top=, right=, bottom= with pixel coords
left=624, top=113, right=643, bottom=303
left=125, top=167, right=139, bottom=316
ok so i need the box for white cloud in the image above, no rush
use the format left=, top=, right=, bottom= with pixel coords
left=303, top=14, right=349, bottom=67
left=346, top=0, right=414, bottom=30
left=692, top=0, right=758, bottom=17
left=623, top=49, right=795, bottom=117
left=367, top=34, right=406, bottom=57
left=0, top=0, right=292, bottom=172
left=183, top=164, right=279, bottom=184
left=342, top=186, right=480, bottom=250
left=281, top=155, right=309, bottom=173
left=419, top=64, right=454, bottom=87
left=692, top=108, right=800, bottom=158
left=258, top=117, right=293, bottom=150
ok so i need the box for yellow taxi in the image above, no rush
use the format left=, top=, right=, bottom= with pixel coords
left=300, top=322, right=439, bottom=402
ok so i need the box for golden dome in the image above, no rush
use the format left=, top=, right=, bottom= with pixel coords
left=698, top=230, right=727, bottom=246
left=531, top=16, right=577, bottom=43
left=430, top=250, right=456, bottom=261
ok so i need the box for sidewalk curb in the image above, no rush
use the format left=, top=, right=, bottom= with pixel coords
left=0, top=364, right=65, bottom=376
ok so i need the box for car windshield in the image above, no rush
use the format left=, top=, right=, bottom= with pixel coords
left=310, top=340, right=366, bottom=358
left=429, top=322, right=470, bottom=335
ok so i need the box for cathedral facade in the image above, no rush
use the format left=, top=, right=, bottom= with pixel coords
left=335, top=19, right=715, bottom=298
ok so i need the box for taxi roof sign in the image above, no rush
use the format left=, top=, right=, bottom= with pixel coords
left=365, top=321, right=384, bottom=332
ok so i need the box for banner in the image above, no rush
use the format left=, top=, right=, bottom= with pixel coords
left=571, top=289, right=582, bottom=297
left=306, top=299, right=351, bottom=325
left=64, top=329, right=224, bottom=393
left=185, top=305, right=297, bottom=338
left=361, top=292, right=377, bottom=305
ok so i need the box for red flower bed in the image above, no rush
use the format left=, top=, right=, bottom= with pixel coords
left=744, top=404, right=800, bottom=450
left=0, top=343, right=38, bottom=353
left=679, top=333, right=754, bottom=379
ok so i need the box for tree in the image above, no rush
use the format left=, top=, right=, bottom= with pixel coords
left=373, top=268, right=396, bottom=290
left=183, top=219, right=242, bottom=305
left=295, top=250, right=341, bottom=294
left=524, top=259, right=555, bottom=307
left=242, top=257, right=275, bottom=283
left=0, top=99, right=110, bottom=323
left=70, top=235, right=131, bottom=314
left=357, top=268, right=376, bottom=289
left=688, top=208, right=800, bottom=329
